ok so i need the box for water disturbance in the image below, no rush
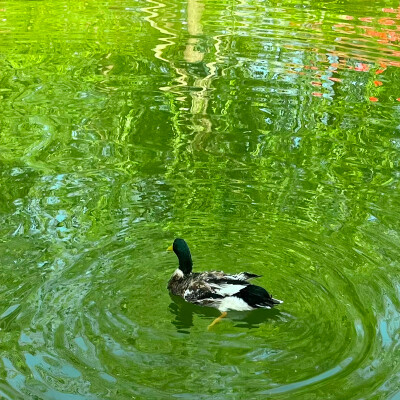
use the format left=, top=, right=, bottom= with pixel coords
left=1, top=0, right=400, bottom=399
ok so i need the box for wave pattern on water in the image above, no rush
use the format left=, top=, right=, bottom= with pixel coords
left=1, top=0, right=400, bottom=399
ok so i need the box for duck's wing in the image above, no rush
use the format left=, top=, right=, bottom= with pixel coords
left=204, top=272, right=283, bottom=309
left=183, top=279, right=225, bottom=307
left=183, top=272, right=251, bottom=307
left=202, top=271, right=261, bottom=283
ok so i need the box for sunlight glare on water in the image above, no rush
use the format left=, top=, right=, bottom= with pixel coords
left=0, top=0, right=400, bottom=399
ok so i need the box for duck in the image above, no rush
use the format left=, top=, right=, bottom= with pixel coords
left=167, top=238, right=282, bottom=328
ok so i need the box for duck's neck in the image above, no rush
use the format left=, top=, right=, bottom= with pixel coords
left=178, top=253, right=193, bottom=275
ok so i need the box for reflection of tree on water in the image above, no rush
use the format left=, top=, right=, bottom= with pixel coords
left=144, top=0, right=216, bottom=143
left=184, top=0, right=205, bottom=64
left=184, top=0, right=214, bottom=144
left=169, top=294, right=283, bottom=332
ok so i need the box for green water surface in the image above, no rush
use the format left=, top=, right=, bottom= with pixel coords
left=1, top=0, right=400, bottom=399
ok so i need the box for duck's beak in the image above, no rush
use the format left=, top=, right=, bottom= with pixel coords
left=167, top=244, right=173, bottom=252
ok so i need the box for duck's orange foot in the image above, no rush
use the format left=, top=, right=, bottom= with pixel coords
left=207, top=311, right=228, bottom=330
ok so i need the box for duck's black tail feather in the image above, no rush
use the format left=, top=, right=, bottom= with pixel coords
left=241, top=272, right=262, bottom=280
left=236, top=285, right=283, bottom=309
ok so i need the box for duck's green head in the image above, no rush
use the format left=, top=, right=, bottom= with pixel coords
left=167, top=238, right=193, bottom=275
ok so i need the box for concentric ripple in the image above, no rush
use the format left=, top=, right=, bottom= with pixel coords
left=1, top=0, right=400, bottom=399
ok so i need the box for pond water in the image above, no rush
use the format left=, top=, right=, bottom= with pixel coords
left=1, top=0, right=400, bottom=399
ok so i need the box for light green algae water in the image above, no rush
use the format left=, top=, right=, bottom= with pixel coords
left=1, top=0, right=400, bottom=399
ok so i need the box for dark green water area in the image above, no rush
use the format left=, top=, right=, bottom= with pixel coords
left=1, top=0, right=400, bottom=398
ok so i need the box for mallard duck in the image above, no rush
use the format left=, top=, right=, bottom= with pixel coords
left=167, top=238, right=282, bottom=328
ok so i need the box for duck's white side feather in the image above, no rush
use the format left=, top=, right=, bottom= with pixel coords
left=218, top=297, right=254, bottom=312
left=209, top=283, right=247, bottom=296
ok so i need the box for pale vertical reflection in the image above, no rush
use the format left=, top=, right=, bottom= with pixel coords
left=142, top=0, right=222, bottom=137
left=184, top=0, right=205, bottom=64
left=184, top=0, right=218, bottom=137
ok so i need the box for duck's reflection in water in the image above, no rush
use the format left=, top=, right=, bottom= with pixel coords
left=169, top=294, right=283, bottom=333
